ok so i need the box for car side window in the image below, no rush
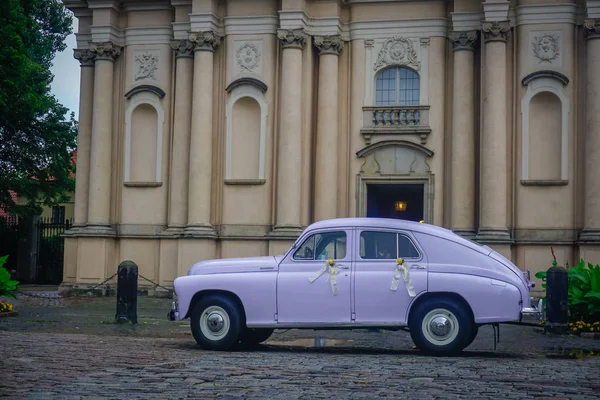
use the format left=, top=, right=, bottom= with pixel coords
left=360, top=231, right=397, bottom=260
left=398, top=234, right=420, bottom=259
left=293, top=231, right=347, bottom=261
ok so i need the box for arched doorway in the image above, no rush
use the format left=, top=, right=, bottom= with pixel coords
left=356, top=140, right=434, bottom=223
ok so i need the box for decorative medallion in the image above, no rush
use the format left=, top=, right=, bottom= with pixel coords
left=373, top=37, right=420, bottom=71
left=236, top=43, right=261, bottom=73
left=532, top=33, right=560, bottom=64
left=134, top=51, right=159, bottom=82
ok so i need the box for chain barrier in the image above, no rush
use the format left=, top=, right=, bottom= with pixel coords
left=14, top=272, right=172, bottom=300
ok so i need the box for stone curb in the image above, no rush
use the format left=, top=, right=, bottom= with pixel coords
left=580, top=332, right=600, bottom=339
left=0, top=311, right=19, bottom=318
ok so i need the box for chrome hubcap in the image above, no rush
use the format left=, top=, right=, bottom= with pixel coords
left=421, top=308, right=460, bottom=346
left=206, top=312, right=225, bottom=333
left=429, top=316, right=451, bottom=337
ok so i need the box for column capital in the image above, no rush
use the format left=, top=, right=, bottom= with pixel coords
left=277, top=29, right=308, bottom=50
left=89, top=41, right=122, bottom=62
left=584, top=19, right=600, bottom=40
left=314, top=35, right=344, bottom=56
left=73, top=48, right=95, bottom=67
left=449, top=30, right=478, bottom=52
left=188, top=31, right=220, bottom=52
left=482, top=21, right=510, bottom=43
left=171, top=39, right=195, bottom=58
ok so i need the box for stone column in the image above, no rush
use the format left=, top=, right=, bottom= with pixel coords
left=313, top=35, right=343, bottom=222
left=166, top=40, right=195, bottom=233
left=476, top=22, right=511, bottom=242
left=72, top=49, right=95, bottom=228
left=273, top=29, right=307, bottom=233
left=87, top=42, right=121, bottom=230
left=185, top=32, right=219, bottom=236
left=581, top=19, right=600, bottom=242
left=449, top=31, right=478, bottom=237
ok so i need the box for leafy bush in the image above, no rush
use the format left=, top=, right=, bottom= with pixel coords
left=536, top=248, right=600, bottom=322
left=0, top=255, right=19, bottom=298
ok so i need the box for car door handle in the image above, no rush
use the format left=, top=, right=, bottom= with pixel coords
left=410, top=265, right=426, bottom=270
left=337, top=265, right=350, bottom=269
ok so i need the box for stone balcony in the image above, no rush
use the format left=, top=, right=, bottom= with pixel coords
left=360, top=105, right=431, bottom=145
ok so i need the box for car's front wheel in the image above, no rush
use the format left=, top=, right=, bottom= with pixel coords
left=190, top=294, right=244, bottom=351
left=408, top=297, right=474, bottom=356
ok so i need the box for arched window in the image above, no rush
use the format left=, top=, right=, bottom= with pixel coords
left=375, top=67, right=420, bottom=106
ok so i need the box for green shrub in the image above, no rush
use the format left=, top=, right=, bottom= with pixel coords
left=0, top=255, right=19, bottom=298
left=536, top=248, right=600, bottom=322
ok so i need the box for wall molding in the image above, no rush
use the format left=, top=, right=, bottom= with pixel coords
left=225, top=84, right=268, bottom=181
left=125, top=26, right=173, bottom=45
left=224, top=16, right=279, bottom=35
left=90, top=25, right=125, bottom=46
left=521, top=75, right=569, bottom=182
left=516, top=4, right=578, bottom=26
left=124, top=91, right=164, bottom=184
left=451, top=11, right=483, bottom=32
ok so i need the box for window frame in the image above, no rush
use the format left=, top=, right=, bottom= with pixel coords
left=357, top=229, right=423, bottom=262
left=374, top=66, right=421, bottom=107
left=291, top=230, right=349, bottom=262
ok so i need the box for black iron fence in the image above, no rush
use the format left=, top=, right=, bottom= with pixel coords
left=0, top=216, right=19, bottom=273
left=36, top=217, right=71, bottom=284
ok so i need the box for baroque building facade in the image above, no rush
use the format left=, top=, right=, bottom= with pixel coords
left=61, top=0, right=600, bottom=296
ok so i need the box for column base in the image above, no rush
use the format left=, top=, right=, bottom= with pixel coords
left=269, top=225, right=304, bottom=240
left=183, top=224, right=217, bottom=238
left=451, top=229, right=477, bottom=240
left=578, top=229, right=600, bottom=244
left=160, top=226, right=186, bottom=237
left=64, top=225, right=116, bottom=237
left=475, top=228, right=513, bottom=244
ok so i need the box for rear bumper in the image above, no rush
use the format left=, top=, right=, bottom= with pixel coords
left=167, top=300, right=180, bottom=321
left=521, top=298, right=544, bottom=320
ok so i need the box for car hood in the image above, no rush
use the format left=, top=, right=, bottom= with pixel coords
left=188, top=256, right=283, bottom=276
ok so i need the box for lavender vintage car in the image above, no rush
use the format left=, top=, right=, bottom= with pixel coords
left=168, top=218, right=542, bottom=355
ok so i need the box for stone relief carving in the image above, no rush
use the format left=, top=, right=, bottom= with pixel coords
left=373, top=36, right=420, bottom=71
left=134, top=51, right=159, bottom=82
left=171, top=39, right=194, bottom=58
left=359, top=146, right=431, bottom=175
left=532, top=33, right=560, bottom=64
left=236, top=42, right=261, bottom=73
left=189, top=31, right=220, bottom=52
left=232, top=40, right=263, bottom=77
left=584, top=19, right=600, bottom=39
left=449, top=31, right=478, bottom=52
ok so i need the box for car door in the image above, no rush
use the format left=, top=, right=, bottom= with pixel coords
left=353, top=229, right=428, bottom=325
left=276, top=228, right=353, bottom=325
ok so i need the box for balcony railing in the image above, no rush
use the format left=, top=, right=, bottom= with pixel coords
left=361, top=105, right=431, bottom=145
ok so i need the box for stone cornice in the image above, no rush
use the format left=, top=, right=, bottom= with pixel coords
left=189, top=31, right=220, bottom=52
left=171, top=39, right=195, bottom=58
left=515, top=4, right=578, bottom=26
left=277, top=29, right=308, bottom=50
left=73, top=48, right=95, bottom=67
left=314, top=35, right=344, bottom=56
left=482, top=21, right=511, bottom=43
left=449, top=30, right=478, bottom=52
left=89, top=41, right=122, bottom=62
left=584, top=19, right=600, bottom=40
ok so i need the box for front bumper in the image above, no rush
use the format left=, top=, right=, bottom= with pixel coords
left=167, top=300, right=179, bottom=321
left=521, top=298, right=544, bottom=321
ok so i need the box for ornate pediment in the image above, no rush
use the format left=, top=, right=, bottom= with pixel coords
left=373, top=37, right=420, bottom=72
left=357, top=140, right=432, bottom=176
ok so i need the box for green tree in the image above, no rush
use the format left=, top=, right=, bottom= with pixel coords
left=0, top=0, right=78, bottom=217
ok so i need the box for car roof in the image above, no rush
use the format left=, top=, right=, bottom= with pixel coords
left=305, top=217, right=488, bottom=254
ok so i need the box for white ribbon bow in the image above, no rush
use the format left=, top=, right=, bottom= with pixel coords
left=391, top=258, right=416, bottom=297
left=308, top=260, right=341, bottom=295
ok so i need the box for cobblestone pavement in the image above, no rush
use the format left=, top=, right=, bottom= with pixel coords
left=1, top=289, right=600, bottom=399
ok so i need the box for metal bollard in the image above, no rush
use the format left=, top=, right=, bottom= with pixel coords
left=544, top=265, right=568, bottom=334
left=115, top=260, right=138, bottom=324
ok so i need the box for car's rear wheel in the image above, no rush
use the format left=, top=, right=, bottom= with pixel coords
left=240, top=328, right=274, bottom=346
left=190, top=294, right=244, bottom=351
left=408, top=297, right=474, bottom=356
